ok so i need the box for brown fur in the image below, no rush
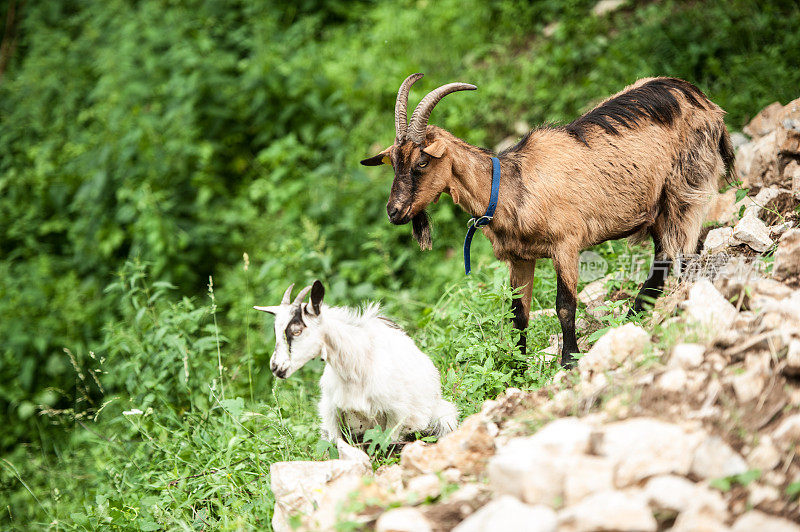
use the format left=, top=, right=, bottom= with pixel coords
left=365, top=77, right=732, bottom=366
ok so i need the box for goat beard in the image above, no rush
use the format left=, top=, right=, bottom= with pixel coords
left=412, top=210, right=432, bottom=251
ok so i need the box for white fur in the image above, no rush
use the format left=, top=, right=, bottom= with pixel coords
left=259, top=293, right=458, bottom=443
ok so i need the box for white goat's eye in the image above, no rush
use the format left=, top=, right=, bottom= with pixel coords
left=291, top=329, right=302, bottom=336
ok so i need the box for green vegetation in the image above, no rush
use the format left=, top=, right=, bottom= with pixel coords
left=1, top=0, right=798, bottom=528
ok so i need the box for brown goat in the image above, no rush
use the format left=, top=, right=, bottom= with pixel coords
left=362, top=74, right=735, bottom=368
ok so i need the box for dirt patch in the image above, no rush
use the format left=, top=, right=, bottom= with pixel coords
left=762, top=194, right=799, bottom=226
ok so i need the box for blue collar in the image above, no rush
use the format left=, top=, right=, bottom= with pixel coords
left=463, top=156, right=500, bottom=275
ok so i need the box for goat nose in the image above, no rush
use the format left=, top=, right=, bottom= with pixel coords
left=387, top=204, right=399, bottom=219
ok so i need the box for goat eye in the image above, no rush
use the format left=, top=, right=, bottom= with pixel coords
left=417, top=160, right=428, bottom=168
left=291, top=329, right=302, bottom=336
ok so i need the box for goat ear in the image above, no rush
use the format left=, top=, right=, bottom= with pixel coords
left=360, top=146, right=392, bottom=166
left=253, top=305, right=280, bottom=315
left=309, top=280, right=325, bottom=315
left=422, top=139, right=446, bottom=158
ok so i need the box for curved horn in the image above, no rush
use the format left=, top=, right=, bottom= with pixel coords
left=292, top=285, right=312, bottom=306
left=407, top=82, right=477, bottom=144
left=395, top=73, right=424, bottom=141
left=281, top=283, right=294, bottom=305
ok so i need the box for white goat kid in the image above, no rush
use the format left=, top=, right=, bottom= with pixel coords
left=254, top=280, right=458, bottom=443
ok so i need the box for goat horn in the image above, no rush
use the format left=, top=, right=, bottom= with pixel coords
left=407, top=82, right=477, bottom=144
left=395, top=73, right=424, bottom=141
left=281, top=283, right=295, bottom=305
left=292, top=285, right=312, bottom=306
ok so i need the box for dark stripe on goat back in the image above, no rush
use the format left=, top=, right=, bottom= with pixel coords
left=566, top=78, right=709, bottom=146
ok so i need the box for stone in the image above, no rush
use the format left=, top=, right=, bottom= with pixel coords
left=786, top=339, right=800, bottom=375
left=731, top=353, right=769, bottom=403
left=705, top=189, right=737, bottom=225
left=731, top=511, right=800, bottom=532
left=591, top=0, right=627, bottom=16
left=681, top=279, right=738, bottom=334
left=375, top=464, right=404, bottom=492
left=557, top=490, right=657, bottom=532
left=772, top=414, right=800, bottom=450
left=376, top=507, right=433, bottom=532
left=703, top=227, right=734, bottom=254
left=657, top=368, right=687, bottom=392
left=787, top=160, right=800, bottom=198
left=732, top=212, right=773, bottom=252
left=730, top=132, right=749, bottom=150
left=643, top=474, right=700, bottom=515
left=487, top=421, right=595, bottom=506
left=400, top=414, right=495, bottom=477
left=270, top=459, right=369, bottom=532
left=338, top=439, right=371, bottom=468
left=578, top=323, right=650, bottom=377
left=405, top=473, right=441, bottom=501
left=748, top=483, right=781, bottom=507
left=736, top=129, right=778, bottom=187
left=780, top=97, right=800, bottom=131
left=774, top=229, right=800, bottom=281
left=523, top=417, right=594, bottom=455
left=670, top=343, right=705, bottom=369
left=690, top=435, right=748, bottom=479
left=563, top=456, right=615, bottom=506
left=578, top=274, right=612, bottom=318
left=593, top=418, right=700, bottom=487
left=747, top=436, right=781, bottom=471
left=743, top=101, right=784, bottom=139
left=453, top=495, right=557, bottom=532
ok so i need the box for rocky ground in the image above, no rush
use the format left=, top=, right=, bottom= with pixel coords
left=269, top=98, right=800, bottom=531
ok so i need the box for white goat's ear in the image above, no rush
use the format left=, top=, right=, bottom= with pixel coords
left=422, top=139, right=446, bottom=158
left=309, top=280, right=325, bottom=315
left=253, top=305, right=280, bottom=315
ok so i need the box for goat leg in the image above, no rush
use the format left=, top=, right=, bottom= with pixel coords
left=509, top=260, right=536, bottom=356
left=553, top=249, right=579, bottom=368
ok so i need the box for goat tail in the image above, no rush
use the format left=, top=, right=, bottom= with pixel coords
left=719, top=128, right=739, bottom=185
left=429, top=400, right=459, bottom=438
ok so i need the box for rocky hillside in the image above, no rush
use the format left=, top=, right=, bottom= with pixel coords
left=269, top=98, right=800, bottom=532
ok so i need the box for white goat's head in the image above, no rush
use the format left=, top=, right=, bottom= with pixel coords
left=254, top=280, right=325, bottom=379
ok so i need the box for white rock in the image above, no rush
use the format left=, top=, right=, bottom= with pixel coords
left=772, top=414, right=800, bottom=450
left=578, top=323, right=650, bottom=377
left=405, top=473, right=441, bottom=501
left=732, top=352, right=769, bottom=404
left=522, top=417, right=594, bottom=455
left=670, top=343, right=705, bottom=369
left=594, top=418, right=700, bottom=487
left=774, top=229, right=800, bottom=281
left=577, top=274, right=612, bottom=318
left=453, top=495, right=557, bottom=532
left=732, top=212, right=774, bottom=252
left=787, top=339, right=800, bottom=374
left=704, top=227, right=734, bottom=254
left=270, top=459, right=369, bottom=532
left=488, top=443, right=565, bottom=504
left=563, top=456, right=615, bottom=506
left=681, top=279, right=738, bottom=334
left=748, top=483, right=781, bottom=507
left=690, top=435, right=748, bottom=479
left=671, top=485, right=729, bottom=532
left=747, top=436, right=781, bottom=471
left=732, top=511, right=800, bottom=532
left=736, top=130, right=779, bottom=187
left=376, top=507, right=433, bottom=532
left=643, top=474, right=700, bottom=514
left=657, top=368, right=687, bottom=392
left=337, top=439, right=371, bottom=468
left=557, top=490, right=657, bottom=532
